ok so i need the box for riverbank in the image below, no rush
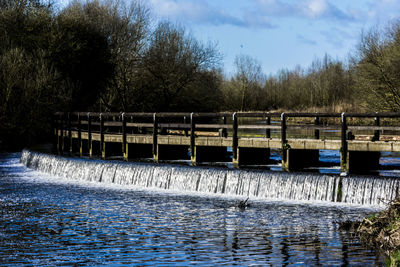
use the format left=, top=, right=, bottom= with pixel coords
left=357, top=197, right=400, bottom=266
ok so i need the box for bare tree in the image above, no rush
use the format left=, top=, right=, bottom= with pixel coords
left=233, top=54, right=265, bottom=111
left=61, top=0, right=151, bottom=111
left=355, top=22, right=400, bottom=111
left=140, top=21, right=221, bottom=111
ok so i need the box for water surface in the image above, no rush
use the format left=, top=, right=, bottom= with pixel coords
left=0, top=153, right=383, bottom=265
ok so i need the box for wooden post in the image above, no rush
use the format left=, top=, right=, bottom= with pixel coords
left=232, top=113, right=238, bottom=165
left=281, top=113, right=287, bottom=143
left=68, top=112, right=72, bottom=155
left=281, top=113, right=288, bottom=167
left=340, top=112, right=348, bottom=174
left=78, top=113, right=82, bottom=156
left=153, top=113, right=158, bottom=161
left=100, top=113, right=105, bottom=159
left=184, top=116, right=188, bottom=137
left=222, top=116, right=228, bottom=138
left=88, top=112, right=92, bottom=157
left=314, top=116, right=320, bottom=140
left=190, top=113, right=196, bottom=164
left=374, top=114, right=380, bottom=141
left=122, top=113, right=127, bottom=160
left=266, top=116, right=271, bottom=138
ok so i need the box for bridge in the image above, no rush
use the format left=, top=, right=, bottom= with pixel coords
left=53, top=112, right=400, bottom=174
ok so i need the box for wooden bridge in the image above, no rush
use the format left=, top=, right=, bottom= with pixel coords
left=53, top=112, right=400, bottom=174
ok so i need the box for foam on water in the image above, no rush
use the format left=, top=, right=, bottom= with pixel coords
left=20, top=150, right=399, bottom=207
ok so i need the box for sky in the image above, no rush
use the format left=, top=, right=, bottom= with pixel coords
left=147, top=0, right=400, bottom=76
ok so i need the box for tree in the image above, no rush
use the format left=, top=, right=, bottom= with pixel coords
left=50, top=1, right=115, bottom=110
left=231, top=54, right=265, bottom=111
left=306, top=54, right=353, bottom=108
left=0, top=0, right=53, bottom=53
left=0, top=47, right=63, bottom=147
left=76, top=0, right=150, bottom=111
left=140, top=21, right=222, bottom=111
left=356, top=22, right=400, bottom=111
left=0, top=0, right=64, bottom=148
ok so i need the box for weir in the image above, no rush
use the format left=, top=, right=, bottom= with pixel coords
left=21, top=150, right=399, bottom=206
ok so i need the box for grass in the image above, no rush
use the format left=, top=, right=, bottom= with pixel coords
left=368, top=213, right=378, bottom=221
left=357, top=198, right=400, bottom=266
left=387, top=249, right=400, bottom=267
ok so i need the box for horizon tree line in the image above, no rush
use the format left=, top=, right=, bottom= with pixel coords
left=0, top=0, right=399, bottom=148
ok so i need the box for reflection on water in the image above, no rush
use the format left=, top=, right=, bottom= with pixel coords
left=0, top=153, right=384, bottom=265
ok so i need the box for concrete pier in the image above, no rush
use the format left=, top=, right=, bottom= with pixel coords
left=103, top=142, right=123, bottom=158
left=126, top=144, right=153, bottom=160
left=233, top=147, right=270, bottom=166
left=191, top=146, right=228, bottom=165
left=341, top=151, right=380, bottom=173
left=155, top=145, right=189, bottom=161
left=90, top=140, right=101, bottom=157
left=80, top=139, right=89, bottom=156
left=282, top=149, right=319, bottom=171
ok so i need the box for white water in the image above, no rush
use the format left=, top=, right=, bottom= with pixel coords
left=21, top=150, right=399, bottom=206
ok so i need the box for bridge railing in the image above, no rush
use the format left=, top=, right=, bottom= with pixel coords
left=53, top=111, right=400, bottom=173
left=54, top=111, right=400, bottom=153
left=54, top=111, right=400, bottom=137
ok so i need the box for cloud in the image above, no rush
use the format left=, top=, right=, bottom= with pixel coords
left=320, top=27, right=355, bottom=48
left=297, top=34, right=317, bottom=45
left=241, top=10, right=275, bottom=28
left=255, top=0, right=357, bottom=22
left=149, top=0, right=364, bottom=29
left=149, top=0, right=273, bottom=28
left=303, top=0, right=328, bottom=18
left=366, top=0, right=400, bottom=22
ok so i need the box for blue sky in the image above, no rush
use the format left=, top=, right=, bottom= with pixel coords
left=148, top=0, right=400, bottom=76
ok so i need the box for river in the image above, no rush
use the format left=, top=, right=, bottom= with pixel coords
left=0, top=151, right=386, bottom=265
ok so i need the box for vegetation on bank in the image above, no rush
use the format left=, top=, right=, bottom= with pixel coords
left=1, top=0, right=400, bottom=148
left=357, top=198, right=400, bottom=266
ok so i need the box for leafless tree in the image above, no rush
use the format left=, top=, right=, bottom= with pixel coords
left=232, top=54, right=265, bottom=111
left=140, top=21, right=221, bottom=111
left=355, top=22, right=400, bottom=111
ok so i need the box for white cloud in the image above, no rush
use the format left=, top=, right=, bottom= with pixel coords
left=303, top=0, right=328, bottom=18
left=366, top=0, right=400, bottom=22
left=149, top=0, right=273, bottom=28
left=320, top=27, right=355, bottom=48
left=149, top=0, right=397, bottom=29
left=297, top=34, right=318, bottom=45
left=255, top=0, right=356, bottom=22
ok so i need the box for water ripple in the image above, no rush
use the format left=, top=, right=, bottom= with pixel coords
left=0, top=153, right=384, bottom=265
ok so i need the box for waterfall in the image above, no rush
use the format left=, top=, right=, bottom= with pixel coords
left=20, top=150, right=398, bottom=206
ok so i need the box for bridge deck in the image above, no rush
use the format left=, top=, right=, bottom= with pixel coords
left=56, top=111, right=400, bottom=173
left=67, top=130, right=400, bottom=152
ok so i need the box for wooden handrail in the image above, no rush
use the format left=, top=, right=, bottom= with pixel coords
left=54, top=111, right=400, bottom=145
left=57, top=111, right=400, bottom=118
